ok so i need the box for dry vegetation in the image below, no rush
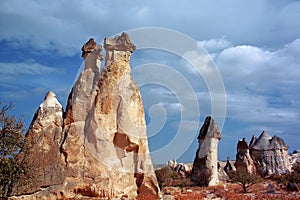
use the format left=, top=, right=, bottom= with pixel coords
left=152, top=182, right=300, bottom=200
left=148, top=165, right=300, bottom=200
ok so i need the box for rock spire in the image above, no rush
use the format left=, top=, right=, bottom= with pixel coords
left=13, top=33, right=159, bottom=199
left=234, top=138, right=256, bottom=175
left=234, top=131, right=291, bottom=176
left=191, top=116, right=222, bottom=186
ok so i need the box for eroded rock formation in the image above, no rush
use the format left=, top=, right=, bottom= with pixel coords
left=15, top=92, right=65, bottom=194
left=191, top=116, right=222, bottom=186
left=234, top=138, right=256, bottom=175
left=223, top=157, right=236, bottom=174
left=12, top=33, right=159, bottom=199
left=250, top=131, right=291, bottom=176
left=289, top=150, right=300, bottom=168
left=234, top=131, right=291, bottom=177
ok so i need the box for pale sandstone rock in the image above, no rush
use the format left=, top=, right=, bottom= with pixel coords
left=12, top=34, right=159, bottom=199
left=223, top=157, right=236, bottom=174
left=250, top=131, right=291, bottom=176
left=83, top=32, right=159, bottom=197
left=234, top=138, right=256, bottom=175
left=289, top=150, right=300, bottom=167
left=191, top=116, right=222, bottom=186
left=16, top=91, right=65, bottom=195
left=234, top=131, right=292, bottom=177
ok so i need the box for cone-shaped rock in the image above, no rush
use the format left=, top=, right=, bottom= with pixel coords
left=250, top=131, right=291, bottom=176
left=191, top=116, right=222, bottom=186
left=20, top=91, right=64, bottom=194
left=224, top=157, right=236, bottom=174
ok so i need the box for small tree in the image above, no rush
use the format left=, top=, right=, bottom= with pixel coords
left=229, top=170, right=261, bottom=193
left=0, top=102, right=32, bottom=199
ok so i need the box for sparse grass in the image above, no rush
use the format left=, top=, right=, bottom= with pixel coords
left=155, top=165, right=300, bottom=199
left=160, top=182, right=300, bottom=200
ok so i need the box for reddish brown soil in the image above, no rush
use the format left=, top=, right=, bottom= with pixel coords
left=138, top=182, right=300, bottom=200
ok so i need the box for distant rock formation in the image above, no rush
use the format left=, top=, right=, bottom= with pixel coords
left=289, top=150, right=300, bottom=168
left=234, top=138, right=256, bottom=175
left=191, top=116, right=222, bottom=186
left=250, top=131, right=291, bottom=176
left=166, top=159, right=192, bottom=178
left=12, top=33, right=159, bottom=199
left=233, top=131, right=291, bottom=177
left=223, top=157, right=236, bottom=174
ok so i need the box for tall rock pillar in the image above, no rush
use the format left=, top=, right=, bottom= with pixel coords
left=234, top=138, right=256, bottom=175
left=11, top=34, right=159, bottom=199
left=191, top=116, right=222, bottom=186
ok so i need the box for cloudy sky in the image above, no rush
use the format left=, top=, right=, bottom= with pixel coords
left=0, top=0, right=299, bottom=164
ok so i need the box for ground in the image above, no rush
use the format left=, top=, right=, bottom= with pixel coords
left=138, top=181, right=300, bottom=200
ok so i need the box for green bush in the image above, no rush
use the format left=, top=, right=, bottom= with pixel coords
left=0, top=102, right=32, bottom=199
left=228, top=170, right=261, bottom=193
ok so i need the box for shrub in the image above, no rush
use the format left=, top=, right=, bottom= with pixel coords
left=155, top=166, right=193, bottom=189
left=228, top=170, right=261, bottom=193
left=269, top=161, right=300, bottom=187
left=0, top=102, right=33, bottom=199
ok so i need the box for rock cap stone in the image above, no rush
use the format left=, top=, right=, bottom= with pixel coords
left=81, top=38, right=104, bottom=60
left=197, top=116, right=222, bottom=140
left=104, top=32, right=136, bottom=52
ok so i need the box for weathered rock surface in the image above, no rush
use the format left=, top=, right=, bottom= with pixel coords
left=234, top=138, right=256, bottom=175
left=223, top=157, right=236, bottom=174
left=13, top=91, right=65, bottom=195
left=289, top=150, right=300, bottom=167
left=234, top=131, right=291, bottom=177
left=12, top=33, right=159, bottom=199
left=191, top=116, right=222, bottom=186
left=250, top=131, right=291, bottom=176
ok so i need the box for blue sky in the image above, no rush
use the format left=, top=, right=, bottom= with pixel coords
left=0, top=0, right=299, bottom=164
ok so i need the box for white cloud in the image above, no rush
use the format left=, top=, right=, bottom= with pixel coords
left=158, top=102, right=182, bottom=112
left=217, top=45, right=273, bottom=74
left=198, top=38, right=232, bottom=53
left=0, top=61, right=61, bottom=75
left=226, top=93, right=298, bottom=123
left=211, top=38, right=300, bottom=127
left=182, top=50, right=213, bottom=75
left=1, top=0, right=300, bottom=56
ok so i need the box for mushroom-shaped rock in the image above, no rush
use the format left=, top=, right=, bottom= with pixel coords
left=191, top=116, right=222, bottom=186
